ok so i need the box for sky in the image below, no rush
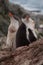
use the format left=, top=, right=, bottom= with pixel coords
left=9, top=0, right=43, bottom=13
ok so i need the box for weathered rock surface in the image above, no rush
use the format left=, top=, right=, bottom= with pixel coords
left=0, top=15, right=10, bottom=36
left=0, top=38, right=43, bottom=65
left=0, top=37, right=6, bottom=49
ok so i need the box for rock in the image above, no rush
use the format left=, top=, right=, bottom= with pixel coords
left=0, top=31, right=4, bottom=37
left=0, top=36, right=13, bottom=51
left=0, top=15, right=10, bottom=36
left=0, top=36, right=6, bottom=49
left=0, top=38, right=43, bottom=65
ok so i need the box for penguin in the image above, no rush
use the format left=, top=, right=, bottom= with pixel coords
left=6, top=12, right=19, bottom=49
left=16, top=14, right=37, bottom=48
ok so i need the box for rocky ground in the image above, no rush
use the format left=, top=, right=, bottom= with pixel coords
left=0, top=38, right=43, bottom=65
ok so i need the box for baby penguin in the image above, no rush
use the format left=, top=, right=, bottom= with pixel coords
left=6, top=12, right=19, bottom=50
